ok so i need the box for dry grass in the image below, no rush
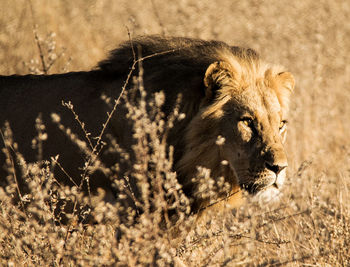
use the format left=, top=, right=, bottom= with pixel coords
left=0, top=0, right=349, bottom=266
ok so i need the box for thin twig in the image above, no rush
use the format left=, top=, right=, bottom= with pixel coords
left=28, top=0, right=48, bottom=74
left=126, top=27, right=136, bottom=62
left=230, top=233, right=290, bottom=246
left=256, top=251, right=331, bottom=267
left=62, top=101, right=94, bottom=150
left=198, top=189, right=241, bottom=212
left=150, top=0, right=167, bottom=35
left=0, top=128, right=27, bottom=214
left=51, top=156, right=78, bottom=187
left=256, top=209, right=311, bottom=229
left=46, top=47, right=67, bottom=73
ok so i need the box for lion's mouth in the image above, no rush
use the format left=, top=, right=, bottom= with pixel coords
left=243, top=181, right=278, bottom=194
left=240, top=174, right=278, bottom=194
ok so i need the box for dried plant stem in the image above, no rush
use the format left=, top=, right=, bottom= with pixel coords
left=28, top=0, right=48, bottom=74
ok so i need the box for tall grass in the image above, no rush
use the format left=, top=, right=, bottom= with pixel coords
left=0, top=0, right=349, bottom=266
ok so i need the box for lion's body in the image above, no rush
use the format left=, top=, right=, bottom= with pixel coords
left=0, top=71, right=125, bottom=192
left=0, top=36, right=294, bottom=213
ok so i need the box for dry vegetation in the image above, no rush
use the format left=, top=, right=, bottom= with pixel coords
left=1, top=0, right=350, bottom=266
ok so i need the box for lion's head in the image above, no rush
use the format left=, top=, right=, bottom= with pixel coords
left=176, top=50, right=294, bottom=211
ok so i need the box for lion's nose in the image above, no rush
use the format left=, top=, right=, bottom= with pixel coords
left=265, top=161, right=287, bottom=175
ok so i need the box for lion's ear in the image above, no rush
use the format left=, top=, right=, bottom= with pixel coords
left=203, top=61, right=237, bottom=101
left=275, top=71, right=295, bottom=112
left=277, top=72, right=294, bottom=93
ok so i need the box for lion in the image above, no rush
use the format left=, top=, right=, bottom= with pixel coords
left=0, top=36, right=294, bottom=216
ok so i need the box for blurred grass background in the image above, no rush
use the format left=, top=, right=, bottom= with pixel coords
left=1, top=0, right=349, bottom=265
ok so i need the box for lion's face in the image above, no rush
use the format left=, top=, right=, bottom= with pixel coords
left=219, top=85, right=288, bottom=195
left=202, top=60, right=294, bottom=199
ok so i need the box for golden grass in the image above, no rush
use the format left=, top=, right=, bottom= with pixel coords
left=1, top=0, right=349, bottom=266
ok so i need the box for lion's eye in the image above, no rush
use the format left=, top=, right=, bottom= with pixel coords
left=240, top=117, right=253, bottom=127
left=279, top=120, right=287, bottom=131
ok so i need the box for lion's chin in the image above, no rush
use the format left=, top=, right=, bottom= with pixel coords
left=241, top=178, right=276, bottom=195
left=251, top=185, right=282, bottom=205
